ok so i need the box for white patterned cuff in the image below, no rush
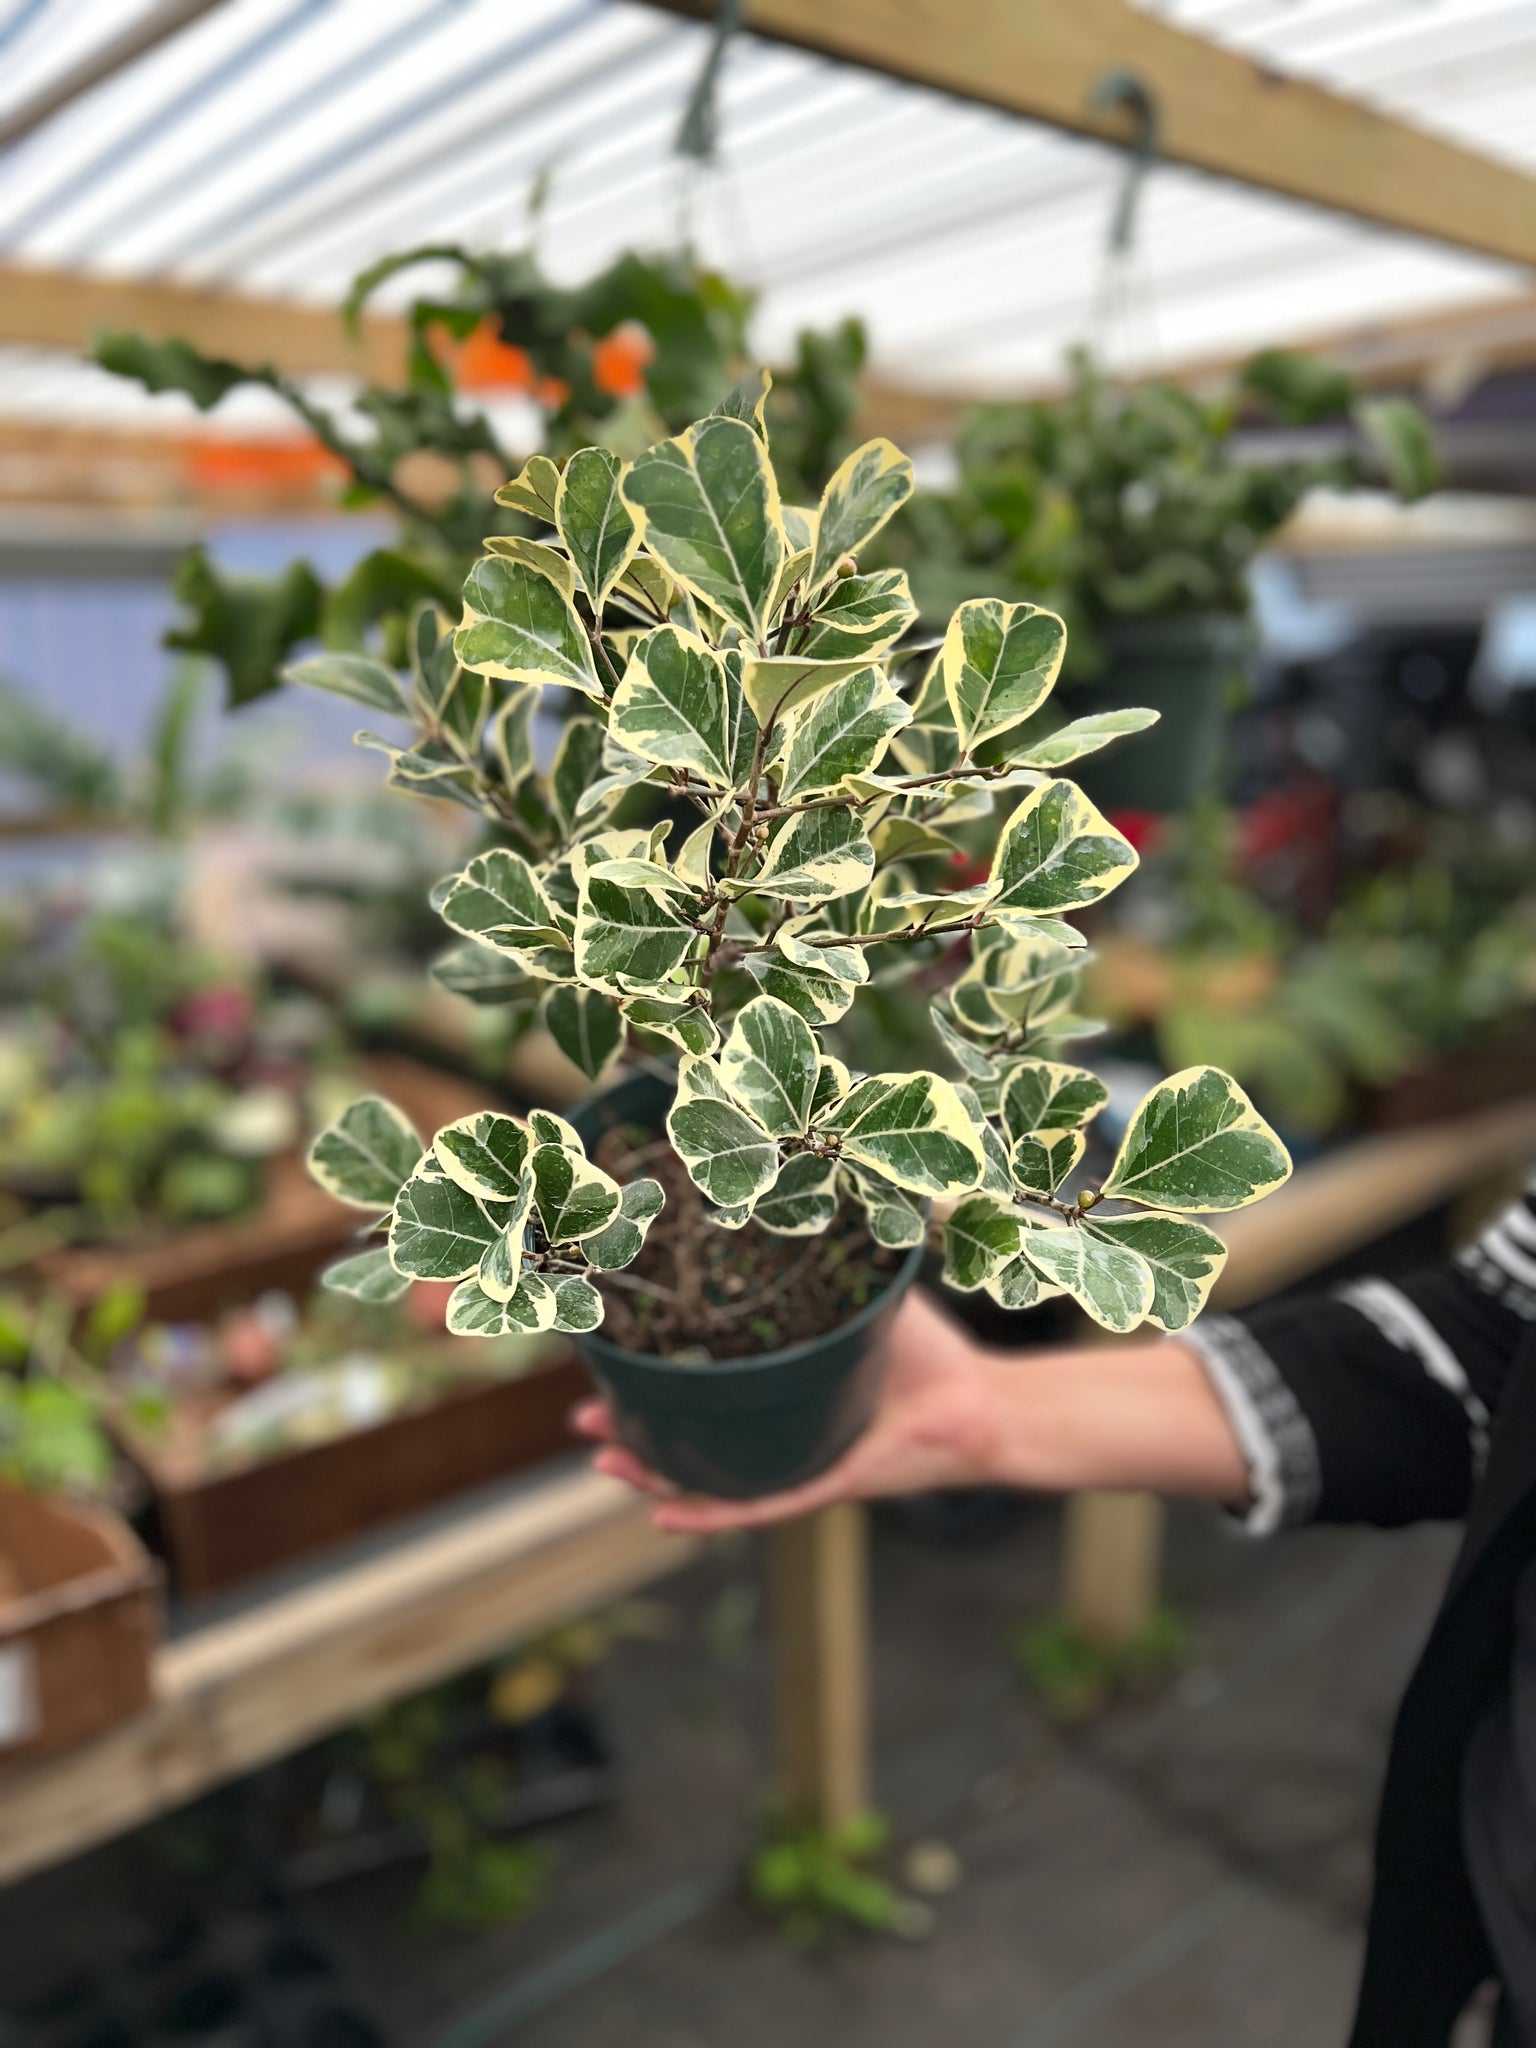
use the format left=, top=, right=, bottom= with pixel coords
left=1180, top=1314, right=1322, bottom=1536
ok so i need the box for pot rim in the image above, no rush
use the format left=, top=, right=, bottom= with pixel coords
left=578, top=1233, right=925, bottom=1380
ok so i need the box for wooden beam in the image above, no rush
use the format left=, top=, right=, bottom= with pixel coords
left=0, top=1470, right=696, bottom=1886
left=649, top=0, right=1536, bottom=268
left=0, top=3, right=233, bottom=152
left=1063, top=1492, right=1163, bottom=1649
left=0, top=262, right=409, bottom=384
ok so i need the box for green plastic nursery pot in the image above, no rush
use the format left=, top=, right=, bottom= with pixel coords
left=1074, top=613, right=1252, bottom=814
left=570, top=1070, right=924, bottom=1500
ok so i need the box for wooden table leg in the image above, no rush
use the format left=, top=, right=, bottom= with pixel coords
left=1062, top=1490, right=1163, bottom=1647
left=766, top=1503, right=869, bottom=1827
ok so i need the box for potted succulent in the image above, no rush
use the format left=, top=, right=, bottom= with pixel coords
left=891, top=348, right=1436, bottom=811
left=296, top=380, right=1292, bottom=1499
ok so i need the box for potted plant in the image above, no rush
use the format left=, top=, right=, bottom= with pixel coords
left=890, top=348, right=1437, bottom=811
left=295, top=383, right=1292, bottom=1499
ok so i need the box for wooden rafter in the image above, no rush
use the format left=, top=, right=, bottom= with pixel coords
left=648, top=0, right=1536, bottom=269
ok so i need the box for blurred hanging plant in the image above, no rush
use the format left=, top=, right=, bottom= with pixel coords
left=885, top=346, right=1438, bottom=672
left=94, top=244, right=868, bottom=707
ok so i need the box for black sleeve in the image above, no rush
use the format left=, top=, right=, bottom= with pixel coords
left=1182, top=1176, right=1536, bottom=1533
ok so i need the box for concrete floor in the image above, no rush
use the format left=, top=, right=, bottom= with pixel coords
left=0, top=1494, right=1482, bottom=2048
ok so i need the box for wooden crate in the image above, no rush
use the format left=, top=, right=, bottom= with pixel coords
left=0, top=1485, right=158, bottom=1768
left=122, top=1351, right=590, bottom=1602
left=33, top=1053, right=506, bottom=1323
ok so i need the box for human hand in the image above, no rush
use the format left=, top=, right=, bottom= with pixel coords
left=571, top=1288, right=1005, bottom=1534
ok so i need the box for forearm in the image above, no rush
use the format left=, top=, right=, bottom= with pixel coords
left=967, top=1338, right=1251, bottom=1508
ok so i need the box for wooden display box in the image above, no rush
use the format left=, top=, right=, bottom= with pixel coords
left=121, top=1351, right=588, bottom=1601
left=33, top=1053, right=504, bottom=1324
left=0, top=1486, right=158, bottom=1769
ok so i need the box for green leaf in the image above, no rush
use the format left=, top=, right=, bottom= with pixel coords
left=531, top=1143, right=623, bottom=1245
left=552, top=1274, right=604, bottom=1334
left=999, top=1061, right=1109, bottom=1144
left=390, top=1164, right=502, bottom=1281
left=775, top=668, right=911, bottom=801
left=831, top=1072, right=983, bottom=1198
left=942, top=1195, right=1024, bottom=1292
left=574, top=875, right=696, bottom=992
left=556, top=445, right=640, bottom=607
left=1355, top=395, right=1438, bottom=502
left=440, top=850, right=565, bottom=956
left=1017, top=708, right=1159, bottom=770
left=621, top=416, right=785, bottom=640
left=843, top=1165, right=927, bottom=1249
left=550, top=716, right=609, bottom=841
left=737, top=652, right=872, bottom=731
left=310, top=1096, right=423, bottom=1210
left=477, top=1173, right=537, bottom=1300
left=719, top=995, right=819, bottom=1137
left=1101, top=1067, right=1292, bottom=1213
left=1084, top=1212, right=1227, bottom=1333
left=92, top=330, right=250, bottom=410
left=755, top=1152, right=839, bottom=1236
left=989, top=781, right=1138, bottom=917
left=432, top=942, right=539, bottom=1010
left=167, top=547, right=322, bottom=709
left=740, top=806, right=875, bottom=903
left=494, top=453, right=562, bottom=523
left=492, top=685, right=539, bottom=793
left=610, top=626, right=735, bottom=786
left=797, top=569, right=917, bottom=662
left=810, top=438, right=914, bottom=589
left=942, top=599, right=1067, bottom=753
left=447, top=1271, right=558, bottom=1336
left=321, top=1245, right=411, bottom=1304
left=930, top=1004, right=998, bottom=1084
left=1009, top=1130, right=1085, bottom=1197
left=454, top=554, right=600, bottom=699
left=544, top=984, right=624, bottom=1082
left=1019, top=1227, right=1155, bottom=1334
left=583, top=1177, right=665, bottom=1271
left=283, top=652, right=406, bottom=714
left=432, top=1112, right=532, bottom=1201
left=666, top=1056, right=780, bottom=1211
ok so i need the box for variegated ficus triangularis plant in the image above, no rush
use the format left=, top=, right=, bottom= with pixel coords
left=293, top=371, right=1291, bottom=1347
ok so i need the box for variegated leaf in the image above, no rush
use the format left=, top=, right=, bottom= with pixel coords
left=621, top=416, right=785, bottom=640
left=609, top=626, right=735, bottom=786
left=431, top=942, right=537, bottom=1010
left=447, top=1271, right=558, bottom=1336
left=942, top=1195, right=1025, bottom=1292
left=454, top=554, right=600, bottom=699
left=1084, top=1212, right=1227, bottom=1332
left=755, top=1152, right=840, bottom=1236
left=775, top=667, right=911, bottom=801
left=1018, top=1225, right=1155, bottom=1334
left=390, top=1163, right=502, bottom=1282
left=552, top=1274, right=604, bottom=1333
left=989, top=781, right=1138, bottom=917
left=531, top=1143, right=623, bottom=1245
left=737, top=652, right=872, bottom=731
left=440, top=849, right=565, bottom=956
left=320, top=1244, right=411, bottom=1304
left=999, top=1061, right=1109, bottom=1144
left=309, top=1096, right=423, bottom=1210
left=797, top=568, right=917, bottom=662
left=776, top=913, right=871, bottom=987
left=574, top=875, right=696, bottom=992
left=843, top=1165, right=927, bottom=1249
left=494, top=454, right=561, bottom=524
left=943, top=599, right=1067, bottom=753
left=477, top=1172, right=537, bottom=1300
left=710, top=366, right=771, bottom=437
left=550, top=717, right=609, bottom=841
left=284, top=652, right=405, bottom=714
left=810, top=438, right=914, bottom=589
left=1009, top=1129, right=1086, bottom=1198
left=622, top=993, right=719, bottom=1055
left=432, top=1112, right=532, bottom=1201
left=583, top=1177, right=665, bottom=1272
left=719, top=995, right=819, bottom=1137
left=745, top=948, right=858, bottom=1026
left=1101, top=1067, right=1292, bottom=1213
left=830, top=1072, right=983, bottom=1198
left=556, top=445, right=639, bottom=608
left=666, top=1056, right=780, bottom=1211
left=1017, top=707, right=1160, bottom=770
left=738, top=806, right=875, bottom=903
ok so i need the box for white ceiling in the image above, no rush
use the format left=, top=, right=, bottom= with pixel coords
left=0, top=0, right=1531, bottom=434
